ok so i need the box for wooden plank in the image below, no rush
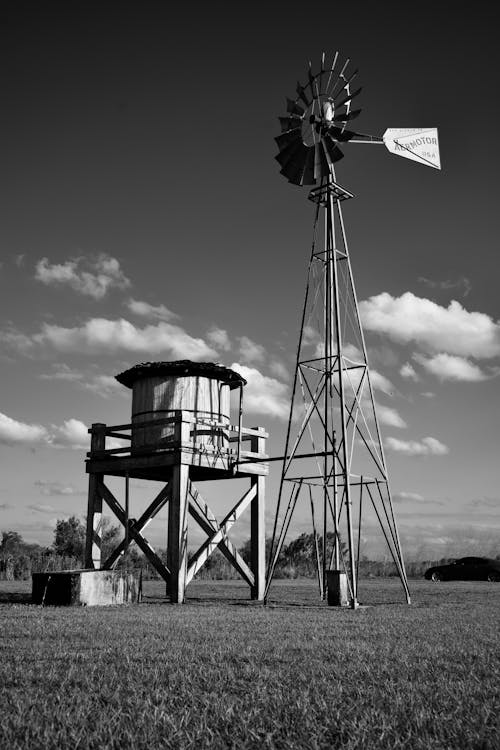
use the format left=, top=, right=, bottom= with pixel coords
left=187, top=485, right=254, bottom=587
left=98, top=481, right=171, bottom=581
left=167, top=464, right=189, bottom=603
left=102, top=481, right=172, bottom=568
left=250, top=430, right=266, bottom=600
left=85, top=424, right=106, bottom=568
left=186, top=484, right=257, bottom=582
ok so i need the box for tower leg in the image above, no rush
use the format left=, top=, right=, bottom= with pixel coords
left=250, top=430, right=266, bottom=600
left=84, top=424, right=106, bottom=569
left=167, top=463, right=189, bottom=603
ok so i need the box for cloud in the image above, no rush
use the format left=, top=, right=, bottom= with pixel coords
left=34, top=480, right=80, bottom=496
left=393, top=491, right=425, bottom=502
left=385, top=435, right=449, bottom=456
left=39, top=364, right=82, bottom=382
left=31, top=318, right=217, bottom=359
left=400, top=362, right=419, bottom=381
left=27, top=503, right=59, bottom=514
left=468, top=496, right=499, bottom=510
left=269, top=360, right=289, bottom=381
left=238, top=336, right=266, bottom=364
left=360, top=292, right=500, bottom=358
left=369, top=370, right=395, bottom=395
left=376, top=404, right=407, bottom=428
left=230, top=363, right=289, bottom=420
left=207, top=327, right=231, bottom=351
left=418, top=275, right=471, bottom=297
left=126, top=299, right=178, bottom=321
left=414, top=353, right=491, bottom=382
left=35, top=254, right=131, bottom=299
left=0, top=412, right=49, bottom=446
left=49, top=419, right=89, bottom=450
left=39, top=366, right=126, bottom=397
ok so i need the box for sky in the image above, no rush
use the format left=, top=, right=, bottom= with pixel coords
left=1, top=1, right=499, bottom=561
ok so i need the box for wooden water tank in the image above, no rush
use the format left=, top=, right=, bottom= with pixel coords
left=115, top=361, right=246, bottom=451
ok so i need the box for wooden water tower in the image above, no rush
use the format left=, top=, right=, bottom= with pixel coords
left=84, top=360, right=268, bottom=603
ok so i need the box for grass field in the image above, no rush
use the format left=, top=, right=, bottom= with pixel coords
left=0, top=578, right=498, bottom=749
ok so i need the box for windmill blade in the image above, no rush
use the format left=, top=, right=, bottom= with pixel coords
left=301, top=146, right=317, bottom=185
left=279, top=115, right=303, bottom=133
left=335, top=86, right=362, bottom=109
left=279, top=143, right=311, bottom=185
left=327, top=126, right=357, bottom=143
left=334, top=108, right=362, bottom=123
left=287, top=98, right=305, bottom=116
left=275, top=138, right=306, bottom=168
left=314, top=141, right=331, bottom=181
left=275, top=128, right=302, bottom=151
left=322, top=134, right=345, bottom=164
left=296, top=81, right=311, bottom=108
left=383, top=128, right=441, bottom=169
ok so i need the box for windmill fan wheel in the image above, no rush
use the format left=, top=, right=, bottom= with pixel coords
left=275, top=53, right=362, bottom=186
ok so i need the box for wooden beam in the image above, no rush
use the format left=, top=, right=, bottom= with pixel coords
left=97, top=481, right=171, bottom=582
left=186, top=484, right=257, bottom=583
left=102, top=481, right=172, bottom=568
left=250, top=430, right=266, bottom=600
left=187, top=484, right=254, bottom=587
left=85, top=424, right=106, bottom=568
left=167, top=464, right=189, bottom=603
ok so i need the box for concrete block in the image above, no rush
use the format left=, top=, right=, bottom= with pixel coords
left=32, top=570, right=140, bottom=606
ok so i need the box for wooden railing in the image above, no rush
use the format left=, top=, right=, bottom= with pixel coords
left=87, top=411, right=268, bottom=467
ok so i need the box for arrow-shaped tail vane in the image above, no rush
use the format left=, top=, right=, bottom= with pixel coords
left=383, top=128, right=441, bottom=169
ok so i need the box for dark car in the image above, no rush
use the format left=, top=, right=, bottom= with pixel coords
left=425, top=556, right=500, bottom=582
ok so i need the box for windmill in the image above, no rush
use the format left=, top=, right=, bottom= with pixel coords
left=265, top=53, right=440, bottom=608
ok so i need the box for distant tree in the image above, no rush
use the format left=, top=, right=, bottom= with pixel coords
left=0, top=530, right=25, bottom=555
left=53, top=516, right=85, bottom=560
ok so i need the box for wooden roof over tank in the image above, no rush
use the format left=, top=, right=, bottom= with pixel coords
left=115, top=360, right=247, bottom=390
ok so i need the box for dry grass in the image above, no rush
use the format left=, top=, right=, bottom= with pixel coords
left=0, top=579, right=498, bottom=749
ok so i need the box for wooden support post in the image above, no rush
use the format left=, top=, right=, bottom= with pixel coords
left=85, top=423, right=106, bottom=569
left=167, top=463, right=189, bottom=603
left=250, top=429, right=266, bottom=600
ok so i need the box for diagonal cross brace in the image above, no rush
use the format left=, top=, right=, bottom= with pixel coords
left=98, top=481, right=171, bottom=582
left=186, top=483, right=257, bottom=585
left=187, top=483, right=254, bottom=587
left=102, top=482, right=172, bottom=569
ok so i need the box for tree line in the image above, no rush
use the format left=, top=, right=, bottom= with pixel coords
left=0, top=519, right=468, bottom=581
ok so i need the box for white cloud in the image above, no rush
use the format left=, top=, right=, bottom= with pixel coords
left=360, top=292, right=500, bottom=358
left=39, top=364, right=82, bottom=382
left=393, top=491, right=425, bottom=502
left=238, top=336, right=266, bottom=364
left=230, top=362, right=289, bottom=420
left=35, top=254, right=131, bottom=299
left=49, top=419, right=90, bottom=450
left=414, top=353, right=490, bottom=382
left=376, top=404, right=407, bottom=429
left=83, top=374, right=125, bottom=397
left=0, top=412, right=49, bottom=446
left=369, top=370, right=395, bottom=395
left=126, top=299, right=178, bottom=321
left=207, top=327, right=231, bottom=351
left=32, top=318, right=217, bottom=359
left=400, top=362, right=419, bottom=381
left=34, top=480, right=80, bottom=496
left=386, top=435, right=449, bottom=456
left=269, top=360, right=289, bottom=381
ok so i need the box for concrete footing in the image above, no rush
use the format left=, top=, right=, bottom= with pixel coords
left=32, top=570, right=140, bottom=606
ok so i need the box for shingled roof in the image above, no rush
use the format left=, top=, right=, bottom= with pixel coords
left=115, top=360, right=246, bottom=390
